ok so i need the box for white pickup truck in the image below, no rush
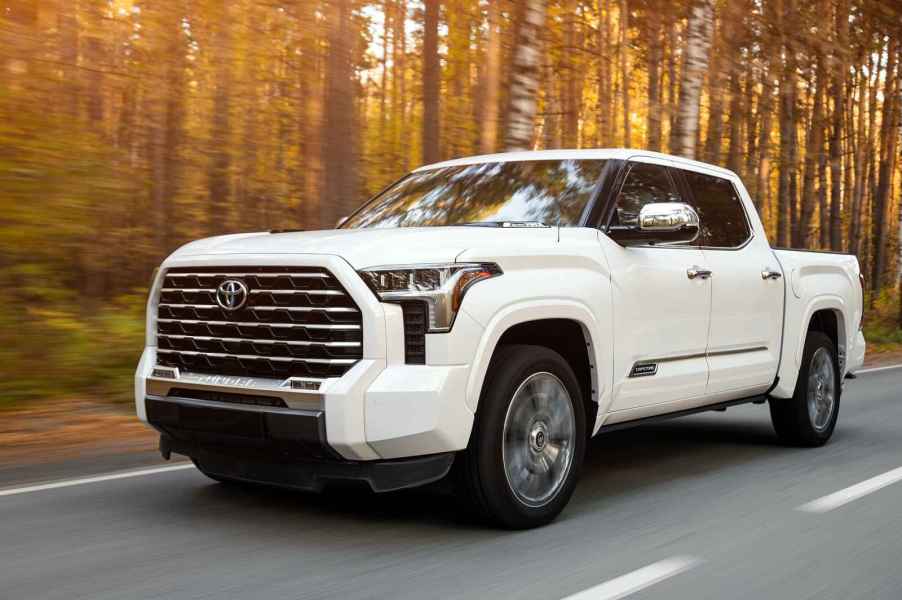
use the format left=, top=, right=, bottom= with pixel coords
left=136, top=149, right=866, bottom=528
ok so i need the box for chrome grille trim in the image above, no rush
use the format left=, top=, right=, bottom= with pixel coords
left=158, top=303, right=357, bottom=313
left=157, top=349, right=357, bottom=365
left=250, top=289, right=344, bottom=296
left=157, top=318, right=361, bottom=331
left=159, top=288, right=344, bottom=296
left=250, top=306, right=357, bottom=313
left=167, top=272, right=330, bottom=278
left=157, top=334, right=360, bottom=347
left=155, top=266, right=363, bottom=380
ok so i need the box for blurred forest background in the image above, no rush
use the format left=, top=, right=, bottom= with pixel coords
left=0, top=0, right=901, bottom=406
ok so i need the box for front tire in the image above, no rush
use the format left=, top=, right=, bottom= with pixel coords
left=769, top=331, right=841, bottom=446
left=458, top=345, right=586, bottom=529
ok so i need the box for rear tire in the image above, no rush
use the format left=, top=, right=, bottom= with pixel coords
left=458, top=344, right=586, bottom=529
left=769, top=331, right=840, bottom=447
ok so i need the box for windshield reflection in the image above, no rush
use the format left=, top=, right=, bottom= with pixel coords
left=343, top=159, right=606, bottom=229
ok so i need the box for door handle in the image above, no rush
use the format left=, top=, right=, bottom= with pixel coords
left=761, top=268, right=783, bottom=280
left=687, top=266, right=713, bottom=280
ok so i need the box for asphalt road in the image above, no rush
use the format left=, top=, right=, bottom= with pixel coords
left=3, top=366, right=902, bottom=600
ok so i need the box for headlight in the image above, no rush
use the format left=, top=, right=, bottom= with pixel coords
left=359, top=263, right=502, bottom=332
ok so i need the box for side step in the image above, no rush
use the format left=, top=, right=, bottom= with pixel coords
left=597, top=394, right=768, bottom=434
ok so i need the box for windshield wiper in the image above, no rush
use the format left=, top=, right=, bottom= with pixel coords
left=452, top=221, right=551, bottom=228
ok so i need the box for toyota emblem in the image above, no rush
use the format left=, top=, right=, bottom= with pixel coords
left=216, top=279, right=249, bottom=311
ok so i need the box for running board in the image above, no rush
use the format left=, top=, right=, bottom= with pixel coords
left=597, top=395, right=768, bottom=434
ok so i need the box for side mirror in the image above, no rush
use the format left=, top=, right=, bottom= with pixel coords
left=335, top=216, right=349, bottom=229
left=607, top=202, right=700, bottom=246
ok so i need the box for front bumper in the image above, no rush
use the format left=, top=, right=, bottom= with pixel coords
left=148, top=394, right=455, bottom=492
left=135, top=253, right=484, bottom=464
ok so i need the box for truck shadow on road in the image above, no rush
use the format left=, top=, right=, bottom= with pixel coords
left=168, top=408, right=811, bottom=532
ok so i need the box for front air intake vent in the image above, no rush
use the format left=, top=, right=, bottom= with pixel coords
left=155, top=266, right=362, bottom=380
left=400, top=301, right=427, bottom=364
left=168, top=388, right=288, bottom=408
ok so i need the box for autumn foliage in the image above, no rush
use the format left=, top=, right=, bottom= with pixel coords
left=0, top=0, right=900, bottom=405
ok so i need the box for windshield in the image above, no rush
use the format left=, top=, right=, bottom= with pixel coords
left=342, top=159, right=606, bottom=229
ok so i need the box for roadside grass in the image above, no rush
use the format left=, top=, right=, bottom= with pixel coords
left=863, top=289, right=902, bottom=354
left=0, top=294, right=145, bottom=410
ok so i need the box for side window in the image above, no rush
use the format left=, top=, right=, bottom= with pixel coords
left=611, top=162, right=683, bottom=228
left=684, top=171, right=751, bottom=248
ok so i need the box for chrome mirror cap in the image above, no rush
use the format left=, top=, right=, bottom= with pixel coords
left=638, top=202, right=700, bottom=232
left=607, top=202, right=700, bottom=246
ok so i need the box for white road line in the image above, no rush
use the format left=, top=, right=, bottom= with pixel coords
left=561, top=556, right=703, bottom=600
left=797, top=466, right=902, bottom=513
left=0, top=463, right=195, bottom=498
left=853, top=363, right=902, bottom=375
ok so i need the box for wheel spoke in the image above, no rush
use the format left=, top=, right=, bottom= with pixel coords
left=502, top=372, right=576, bottom=508
left=806, top=347, right=836, bottom=433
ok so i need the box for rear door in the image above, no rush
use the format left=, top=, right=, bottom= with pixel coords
left=598, top=158, right=712, bottom=412
left=676, top=167, right=784, bottom=398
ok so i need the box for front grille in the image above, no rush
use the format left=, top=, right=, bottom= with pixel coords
left=156, top=267, right=362, bottom=380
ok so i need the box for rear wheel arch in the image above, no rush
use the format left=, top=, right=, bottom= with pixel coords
left=807, top=308, right=845, bottom=371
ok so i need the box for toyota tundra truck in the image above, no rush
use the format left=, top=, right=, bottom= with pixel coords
left=136, top=149, right=866, bottom=529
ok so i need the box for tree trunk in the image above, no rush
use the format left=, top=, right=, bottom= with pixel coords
left=666, top=17, right=680, bottom=153
left=726, top=66, right=744, bottom=174
left=296, top=7, right=321, bottom=229
left=57, top=1, right=79, bottom=119
left=817, top=132, right=829, bottom=248
left=848, top=65, right=867, bottom=255
left=744, top=60, right=759, bottom=196
left=394, top=0, right=409, bottom=172
left=853, top=48, right=883, bottom=265
left=504, top=0, right=547, bottom=150
left=148, top=4, right=186, bottom=255
left=667, top=21, right=681, bottom=154
left=561, top=0, right=581, bottom=148
left=84, top=0, right=105, bottom=124
left=672, top=0, right=714, bottom=159
left=703, top=0, right=738, bottom=165
left=543, top=54, right=560, bottom=148
left=207, top=12, right=232, bottom=235
left=798, top=50, right=827, bottom=248
left=596, top=0, right=613, bottom=146
left=322, top=0, right=358, bottom=224
left=828, top=0, right=848, bottom=250
left=645, top=0, right=663, bottom=151
left=870, top=41, right=899, bottom=296
left=776, top=0, right=797, bottom=247
left=421, top=0, right=441, bottom=163
left=479, top=0, right=500, bottom=154
left=619, top=0, right=631, bottom=146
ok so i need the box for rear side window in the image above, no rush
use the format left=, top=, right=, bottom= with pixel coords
left=684, top=171, right=751, bottom=248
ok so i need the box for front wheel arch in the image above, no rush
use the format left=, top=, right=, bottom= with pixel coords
left=475, top=317, right=598, bottom=436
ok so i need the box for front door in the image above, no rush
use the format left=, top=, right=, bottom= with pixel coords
left=598, top=158, right=712, bottom=412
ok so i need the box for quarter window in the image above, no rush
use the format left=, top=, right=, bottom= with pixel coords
left=683, top=171, right=751, bottom=248
left=610, top=162, right=683, bottom=228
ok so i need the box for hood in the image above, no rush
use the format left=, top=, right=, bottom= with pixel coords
left=168, top=226, right=560, bottom=269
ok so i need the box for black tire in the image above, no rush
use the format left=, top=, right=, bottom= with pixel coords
left=457, top=344, right=586, bottom=529
left=769, top=331, right=841, bottom=447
